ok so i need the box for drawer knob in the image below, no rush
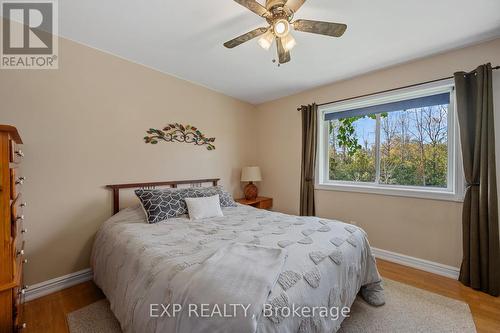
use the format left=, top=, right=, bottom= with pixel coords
left=21, top=228, right=28, bottom=233
left=18, top=323, right=27, bottom=330
left=17, top=249, right=25, bottom=256
left=20, top=202, right=27, bottom=207
left=22, top=258, right=28, bottom=264
left=15, top=150, right=24, bottom=157
left=17, top=215, right=25, bottom=221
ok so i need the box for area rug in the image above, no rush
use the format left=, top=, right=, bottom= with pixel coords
left=67, top=279, right=476, bottom=333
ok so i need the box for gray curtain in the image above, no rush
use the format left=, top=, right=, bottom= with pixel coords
left=300, top=103, right=318, bottom=216
left=454, top=63, right=500, bottom=296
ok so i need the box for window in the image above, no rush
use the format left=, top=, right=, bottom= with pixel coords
left=317, top=80, right=464, bottom=201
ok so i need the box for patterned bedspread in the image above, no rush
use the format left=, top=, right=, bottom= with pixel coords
left=91, top=204, right=383, bottom=333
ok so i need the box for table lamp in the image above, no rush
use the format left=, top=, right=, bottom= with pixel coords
left=241, top=166, right=262, bottom=200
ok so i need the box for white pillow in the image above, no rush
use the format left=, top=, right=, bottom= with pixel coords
left=185, top=194, right=223, bottom=220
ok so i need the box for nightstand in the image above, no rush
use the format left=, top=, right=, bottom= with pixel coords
left=236, top=197, right=273, bottom=210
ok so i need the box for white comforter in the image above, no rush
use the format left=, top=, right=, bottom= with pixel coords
left=91, top=205, right=383, bottom=333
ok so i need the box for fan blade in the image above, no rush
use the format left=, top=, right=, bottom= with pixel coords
left=293, top=19, right=347, bottom=37
left=276, top=37, right=291, bottom=64
left=286, top=0, right=306, bottom=13
left=224, top=27, right=268, bottom=48
left=234, top=0, right=271, bottom=17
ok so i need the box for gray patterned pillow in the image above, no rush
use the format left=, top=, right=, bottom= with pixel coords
left=135, top=186, right=236, bottom=224
left=213, top=186, right=237, bottom=207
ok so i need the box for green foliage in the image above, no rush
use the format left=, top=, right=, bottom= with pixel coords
left=329, top=147, right=375, bottom=182
left=378, top=138, right=447, bottom=187
left=336, top=117, right=362, bottom=156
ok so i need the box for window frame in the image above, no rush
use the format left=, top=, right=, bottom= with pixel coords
left=316, top=79, right=464, bottom=202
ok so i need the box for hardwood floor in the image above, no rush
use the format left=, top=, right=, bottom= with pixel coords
left=23, top=259, right=500, bottom=333
left=23, top=281, right=104, bottom=333
left=376, top=260, right=500, bottom=333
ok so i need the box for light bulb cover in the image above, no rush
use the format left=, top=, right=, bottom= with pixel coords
left=257, top=31, right=274, bottom=50
left=273, top=19, right=290, bottom=38
left=283, top=34, right=296, bottom=51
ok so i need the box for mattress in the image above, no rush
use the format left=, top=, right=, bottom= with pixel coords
left=91, top=204, right=383, bottom=333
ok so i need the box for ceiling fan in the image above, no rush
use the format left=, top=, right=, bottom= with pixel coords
left=223, top=0, right=347, bottom=65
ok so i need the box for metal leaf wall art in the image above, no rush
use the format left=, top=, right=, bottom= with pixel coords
left=144, top=123, right=216, bottom=150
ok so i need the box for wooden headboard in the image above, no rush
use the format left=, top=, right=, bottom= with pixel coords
left=105, top=178, right=220, bottom=214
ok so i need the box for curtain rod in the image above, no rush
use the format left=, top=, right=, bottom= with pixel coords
left=297, top=65, right=500, bottom=111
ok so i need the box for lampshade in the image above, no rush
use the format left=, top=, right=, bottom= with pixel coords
left=241, top=166, right=262, bottom=182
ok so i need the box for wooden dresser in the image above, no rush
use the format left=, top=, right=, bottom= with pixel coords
left=0, top=125, right=27, bottom=333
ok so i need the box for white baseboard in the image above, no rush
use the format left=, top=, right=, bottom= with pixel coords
left=23, top=248, right=460, bottom=302
left=24, top=268, right=93, bottom=302
left=371, top=247, right=460, bottom=279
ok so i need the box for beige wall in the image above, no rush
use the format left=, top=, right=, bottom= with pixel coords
left=0, top=37, right=258, bottom=285
left=256, top=38, right=500, bottom=268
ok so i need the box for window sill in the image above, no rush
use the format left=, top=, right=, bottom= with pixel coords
left=315, top=182, right=464, bottom=202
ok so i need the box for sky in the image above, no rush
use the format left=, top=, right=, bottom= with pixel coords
left=333, top=104, right=449, bottom=149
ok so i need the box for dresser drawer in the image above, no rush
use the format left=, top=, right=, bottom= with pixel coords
left=13, top=285, right=22, bottom=323
left=11, top=195, right=27, bottom=239
left=13, top=301, right=27, bottom=332
left=10, top=168, right=25, bottom=198
left=9, top=139, right=24, bottom=164
left=256, top=198, right=273, bottom=210
left=12, top=268, right=27, bottom=332
left=14, top=240, right=27, bottom=270
left=12, top=213, right=26, bottom=240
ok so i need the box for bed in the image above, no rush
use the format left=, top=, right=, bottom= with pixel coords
left=91, top=179, right=384, bottom=333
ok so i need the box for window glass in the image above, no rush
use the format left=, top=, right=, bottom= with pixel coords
left=379, top=106, right=448, bottom=188
left=328, top=116, right=377, bottom=182
left=322, top=87, right=453, bottom=194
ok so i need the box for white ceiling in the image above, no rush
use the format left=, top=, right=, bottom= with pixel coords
left=58, top=0, right=500, bottom=104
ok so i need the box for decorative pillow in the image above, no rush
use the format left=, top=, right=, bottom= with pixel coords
left=135, top=189, right=185, bottom=223
left=135, top=186, right=236, bottom=223
left=213, top=186, right=238, bottom=207
left=185, top=195, right=223, bottom=220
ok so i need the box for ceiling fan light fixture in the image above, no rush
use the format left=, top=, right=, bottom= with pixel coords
left=283, top=33, right=296, bottom=51
left=257, top=30, right=274, bottom=50
left=224, top=0, right=348, bottom=64
left=273, top=19, right=289, bottom=37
